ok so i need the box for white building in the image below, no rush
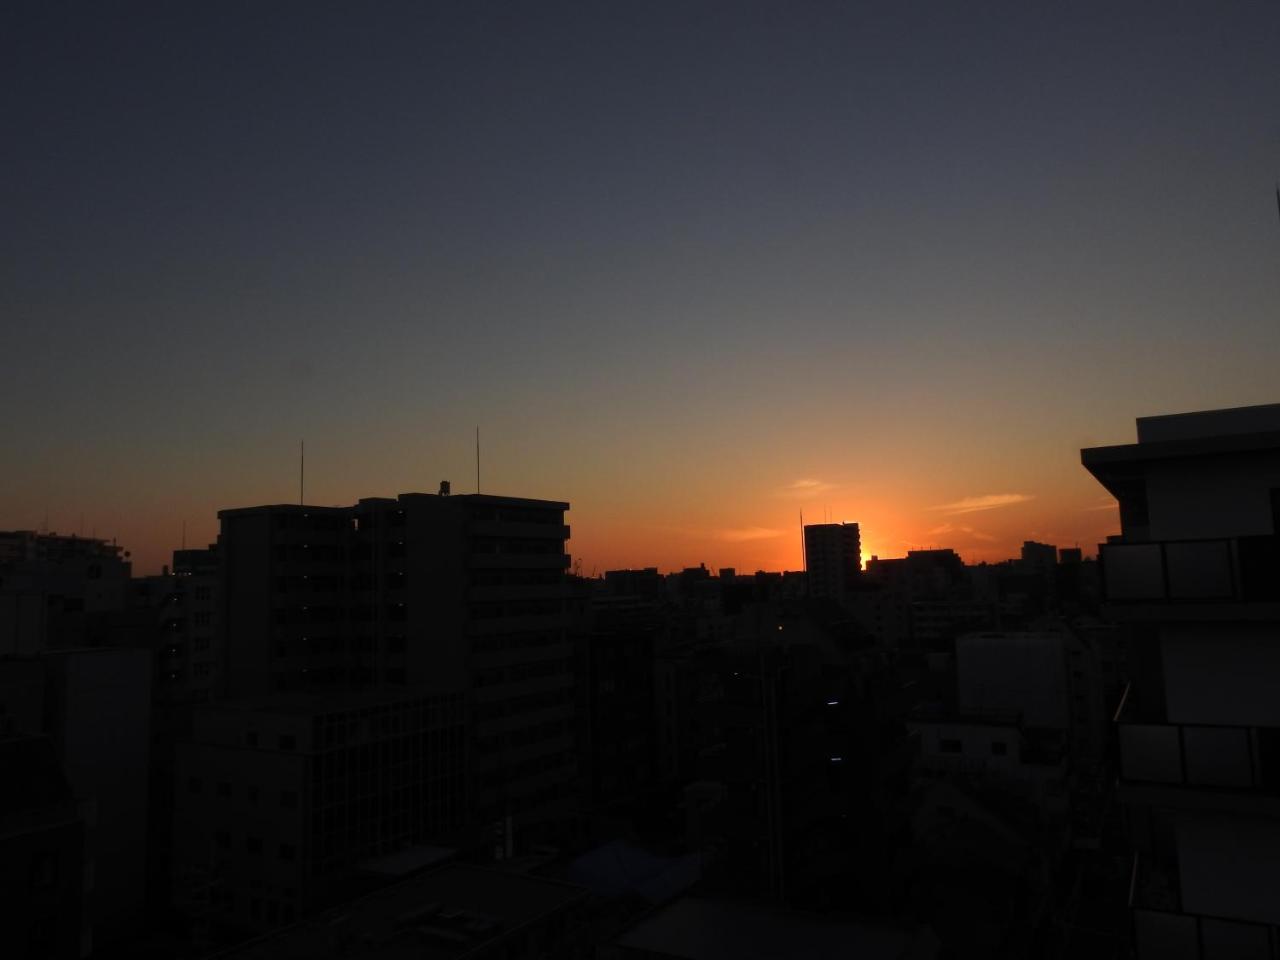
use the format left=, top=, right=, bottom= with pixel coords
left=1083, top=402, right=1280, bottom=960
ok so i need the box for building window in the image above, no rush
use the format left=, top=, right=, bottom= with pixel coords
left=281, top=790, right=298, bottom=809
left=279, top=734, right=296, bottom=751
left=939, top=739, right=962, bottom=754
left=279, top=843, right=296, bottom=862
left=215, top=830, right=230, bottom=851
left=990, top=740, right=1008, bottom=756
left=217, top=781, right=231, bottom=798
left=188, top=776, right=203, bottom=794
left=246, top=836, right=263, bottom=856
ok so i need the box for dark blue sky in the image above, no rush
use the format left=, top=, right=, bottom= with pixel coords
left=4, top=1, right=1278, bottom=572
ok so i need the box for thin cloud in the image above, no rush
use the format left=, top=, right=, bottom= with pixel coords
left=931, top=493, right=1035, bottom=516
left=1083, top=499, right=1117, bottom=512
left=927, top=522, right=995, bottom=542
left=717, top=527, right=783, bottom=542
left=779, top=478, right=838, bottom=499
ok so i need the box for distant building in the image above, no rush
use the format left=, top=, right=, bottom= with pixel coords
left=804, top=522, right=861, bottom=603
left=1020, top=540, right=1058, bottom=573
left=0, top=531, right=131, bottom=654
left=1083, top=402, right=1280, bottom=959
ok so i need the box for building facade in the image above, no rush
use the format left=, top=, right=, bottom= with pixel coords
left=1083, top=402, right=1280, bottom=959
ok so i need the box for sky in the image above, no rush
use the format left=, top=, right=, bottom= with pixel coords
left=3, top=1, right=1279, bottom=575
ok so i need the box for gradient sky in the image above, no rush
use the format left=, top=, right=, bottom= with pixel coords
left=4, top=1, right=1279, bottom=575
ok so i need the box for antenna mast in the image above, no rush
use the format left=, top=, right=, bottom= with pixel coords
left=300, top=440, right=305, bottom=505
left=475, top=427, right=481, bottom=494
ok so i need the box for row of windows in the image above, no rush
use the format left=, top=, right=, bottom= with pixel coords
left=213, top=831, right=296, bottom=863
left=471, top=631, right=564, bottom=654
left=188, top=778, right=299, bottom=807
left=475, top=658, right=573, bottom=688
left=475, top=687, right=575, bottom=721
left=938, top=738, right=1009, bottom=756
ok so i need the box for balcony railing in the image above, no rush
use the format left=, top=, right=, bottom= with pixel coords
left=1129, top=853, right=1279, bottom=960
left=1100, top=535, right=1280, bottom=604
left=1114, top=683, right=1280, bottom=793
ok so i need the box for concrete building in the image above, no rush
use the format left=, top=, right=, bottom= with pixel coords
left=1083, top=402, right=1280, bottom=959
left=0, top=532, right=131, bottom=654
left=215, top=491, right=577, bottom=853
left=44, top=647, right=153, bottom=947
left=803, top=522, right=861, bottom=604
left=0, top=735, right=87, bottom=960
left=172, top=686, right=467, bottom=938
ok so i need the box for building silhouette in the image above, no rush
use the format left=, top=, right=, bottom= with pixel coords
left=214, top=491, right=577, bottom=858
left=803, top=522, right=861, bottom=604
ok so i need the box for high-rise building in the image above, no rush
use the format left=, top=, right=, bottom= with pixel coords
left=1083, top=402, right=1280, bottom=959
left=803, top=522, right=861, bottom=603
left=215, top=491, right=578, bottom=853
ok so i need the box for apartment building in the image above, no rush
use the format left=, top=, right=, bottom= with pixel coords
left=1083, top=402, right=1280, bottom=960
left=215, top=490, right=577, bottom=854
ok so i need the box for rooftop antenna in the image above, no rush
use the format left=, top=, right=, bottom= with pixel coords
left=475, top=427, right=481, bottom=494
left=300, top=440, right=305, bottom=505
left=800, top=509, right=807, bottom=573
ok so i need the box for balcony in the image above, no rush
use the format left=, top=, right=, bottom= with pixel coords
left=469, top=553, right=571, bottom=570
left=1114, top=682, right=1280, bottom=798
left=1100, top=535, right=1280, bottom=611
left=1130, top=853, right=1277, bottom=960
left=470, top=520, right=570, bottom=541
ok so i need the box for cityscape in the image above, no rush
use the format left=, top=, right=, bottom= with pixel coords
left=5, top=3, right=1280, bottom=959
left=6, top=402, right=1280, bottom=958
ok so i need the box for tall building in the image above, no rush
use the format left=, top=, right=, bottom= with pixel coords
left=803, top=522, right=861, bottom=603
left=1083, top=402, right=1280, bottom=959
left=215, top=490, right=578, bottom=854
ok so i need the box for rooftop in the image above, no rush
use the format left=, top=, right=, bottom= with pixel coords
left=1081, top=402, right=1280, bottom=498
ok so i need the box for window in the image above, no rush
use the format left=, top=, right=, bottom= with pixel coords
left=939, top=739, right=962, bottom=754
left=279, top=843, right=296, bottom=862
left=246, top=836, right=263, bottom=856
left=990, top=740, right=1008, bottom=756
left=188, top=776, right=203, bottom=794
left=245, top=731, right=258, bottom=747
left=215, top=830, right=230, bottom=851
left=29, top=852, right=57, bottom=887
left=279, top=734, right=297, bottom=751
left=280, top=790, right=298, bottom=809
left=217, top=781, right=231, bottom=798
